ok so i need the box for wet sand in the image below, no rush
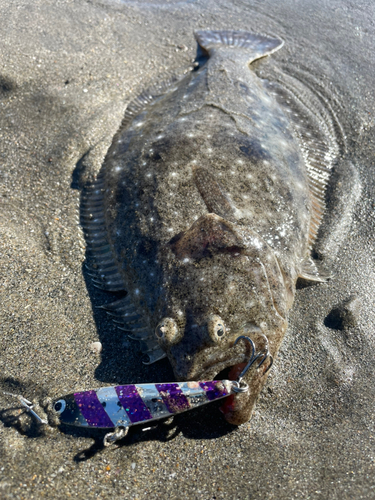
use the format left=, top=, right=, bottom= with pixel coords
left=0, top=0, right=374, bottom=498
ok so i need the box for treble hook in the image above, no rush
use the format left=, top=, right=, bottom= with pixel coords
left=232, top=335, right=273, bottom=393
left=3, top=392, right=47, bottom=425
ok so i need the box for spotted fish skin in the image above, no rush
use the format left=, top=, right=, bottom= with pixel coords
left=85, top=31, right=336, bottom=425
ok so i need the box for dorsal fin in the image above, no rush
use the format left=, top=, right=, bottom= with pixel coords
left=81, top=172, right=126, bottom=292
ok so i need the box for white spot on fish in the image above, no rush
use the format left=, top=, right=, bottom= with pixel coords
left=253, top=238, right=263, bottom=250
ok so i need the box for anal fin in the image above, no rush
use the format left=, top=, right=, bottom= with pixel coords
left=263, top=73, right=341, bottom=250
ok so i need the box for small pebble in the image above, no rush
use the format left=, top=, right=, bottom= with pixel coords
left=90, top=341, right=102, bottom=353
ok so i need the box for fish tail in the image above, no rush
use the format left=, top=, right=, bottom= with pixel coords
left=194, top=30, right=283, bottom=63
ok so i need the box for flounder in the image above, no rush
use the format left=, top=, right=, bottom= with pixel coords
left=82, top=30, right=338, bottom=425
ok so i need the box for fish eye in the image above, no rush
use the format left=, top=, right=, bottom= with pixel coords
left=155, top=318, right=181, bottom=345
left=155, top=321, right=165, bottom=338
left=208, top=315, right=226, bottom=341
left=216, top=324, right=225, bottom=337
left=54, top=399, right=66, bottom=414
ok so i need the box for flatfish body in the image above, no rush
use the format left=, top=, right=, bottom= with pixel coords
left=82, top=31, right=337, bottom=425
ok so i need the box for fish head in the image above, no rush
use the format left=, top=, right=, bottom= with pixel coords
left=155, top=214, right=292, bottom=422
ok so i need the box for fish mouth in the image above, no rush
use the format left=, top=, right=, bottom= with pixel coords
left=195, top=353, right=247, bottom=382
left=184, top=338, right=249, bottom=381
left=181, top=335, right=271, bottom=425
left=183, top=341, right=253, bottom=423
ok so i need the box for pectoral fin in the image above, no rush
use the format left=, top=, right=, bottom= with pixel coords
left=169, top=213, right=244, bottom=260
left=193, top=165, right=238, bottom=222
left=299, top=257, right=331, bottom=283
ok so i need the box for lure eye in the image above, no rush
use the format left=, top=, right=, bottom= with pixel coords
left=155, top=318, right=181, bottom=345
left=54, top=399, right=66, bottom=414
left=208, top=315, right=226, bottom=342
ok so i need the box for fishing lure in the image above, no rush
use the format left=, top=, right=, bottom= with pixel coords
left=4, top=336, right=272, bottom=446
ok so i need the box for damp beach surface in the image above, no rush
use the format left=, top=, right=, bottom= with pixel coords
left=0, top=0, right=374, bottom=499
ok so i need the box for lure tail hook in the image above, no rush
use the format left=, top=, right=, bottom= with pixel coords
left=2, top=392, right=48, bottom=425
